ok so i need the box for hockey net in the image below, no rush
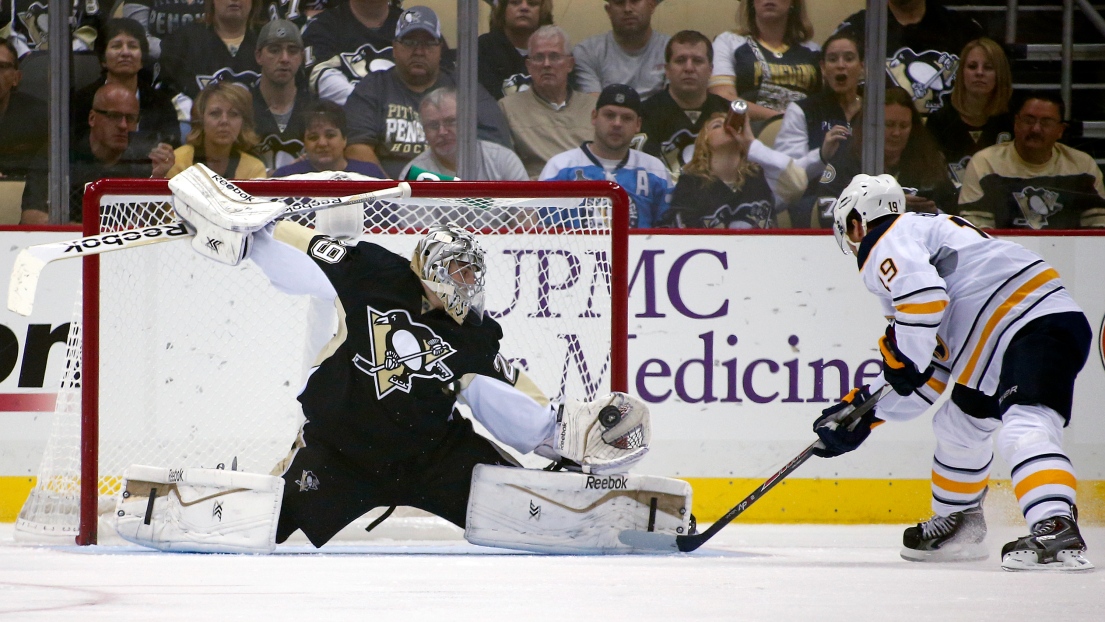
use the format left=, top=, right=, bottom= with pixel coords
left=15, top=177, right=629, bottom=545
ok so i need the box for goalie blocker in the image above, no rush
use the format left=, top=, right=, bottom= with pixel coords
left=114, top=464, right=691, bottom=554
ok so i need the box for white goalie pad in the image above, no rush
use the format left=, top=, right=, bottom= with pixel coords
left=465, top=465, right=692, bottom=554
left=169, top=163, right=287, bottom=233
left=115, top=465, right=283, bottom=554
left=553, top=392, right=651, bottom=474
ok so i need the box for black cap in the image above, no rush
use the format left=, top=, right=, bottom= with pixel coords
left=595, top=84, right=641, bottom=115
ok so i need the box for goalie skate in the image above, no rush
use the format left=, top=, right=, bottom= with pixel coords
left=900, top=506, right=988, bottom=562
left=1001, top=515, right=1094, bottom=572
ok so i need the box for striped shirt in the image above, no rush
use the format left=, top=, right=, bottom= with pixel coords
left=856, top=213, right=1082, bottom=396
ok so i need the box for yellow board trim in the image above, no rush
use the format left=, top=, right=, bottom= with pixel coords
left=3, top=476, right=1103, bottom=525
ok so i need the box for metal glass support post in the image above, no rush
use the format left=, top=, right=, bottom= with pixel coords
left=1062, top=0, right=1074, bottom=121
left=861, top=0, right=887, bottom=175
left=48, top=0, right=71, bottom=223
left=456, top=0, right=479, bottom=180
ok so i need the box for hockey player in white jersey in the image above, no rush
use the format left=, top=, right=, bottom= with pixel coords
left=812, top=174, right=1093, bottom=571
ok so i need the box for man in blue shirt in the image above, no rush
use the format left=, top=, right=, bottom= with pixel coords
left=539, top=83, right=672, bottom=227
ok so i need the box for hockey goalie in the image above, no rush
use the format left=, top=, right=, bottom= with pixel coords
left=113, top=165, right=692, bottom=554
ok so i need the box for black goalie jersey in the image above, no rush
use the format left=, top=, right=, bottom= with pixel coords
left=294, top=234, right=507, bottom=463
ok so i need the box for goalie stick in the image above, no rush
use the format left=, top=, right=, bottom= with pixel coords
left=619, top=385, right=892, bottom=552
left=6, top=182, right=412, bottom=316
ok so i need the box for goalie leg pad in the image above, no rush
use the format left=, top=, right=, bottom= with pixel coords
left=115, top=465, right=283, bottom=554
left=553, top=392, right=651, bottom=474
left=169, top=163, right=287, bottom=232
left=183, top=209, right=254, bottom=266
left=464, top=465, right=692, bottom=554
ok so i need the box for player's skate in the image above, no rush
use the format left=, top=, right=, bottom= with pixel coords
left=901, top=506, right=988, bottom=562
left=1001, top=514, right=1094, bottom=572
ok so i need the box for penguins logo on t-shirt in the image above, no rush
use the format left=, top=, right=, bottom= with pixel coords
left=1013, top=186, right=1063, bottom=230
left=195, top=68, right=262, bottom=93
left=886, top=48, right=957, bottom=114
left=353, top=307, right=457, bottom=398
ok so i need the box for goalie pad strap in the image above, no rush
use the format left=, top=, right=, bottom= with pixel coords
left=465, top=465, right=692, bottom=554
left=115, top=465, right=283, bottom=554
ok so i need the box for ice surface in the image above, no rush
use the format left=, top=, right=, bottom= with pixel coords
left=2, top=522, right=1103, bottom=620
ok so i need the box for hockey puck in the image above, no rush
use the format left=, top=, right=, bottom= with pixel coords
left=598, top=405, right=622, bottom=428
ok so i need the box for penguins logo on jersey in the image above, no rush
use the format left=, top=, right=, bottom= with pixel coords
left=706, top=200, right=774, bottom=229
left=339, top=43, right=396, bottom=79
left=16, top=2, right=49, bottom=49
left=256, top=135, right=305, bottom=171
left=353, top=307, right=457, bottom=398
left=886, top=48, right=957, bottom=114
left=1013, top=186, right=1063, bottom=230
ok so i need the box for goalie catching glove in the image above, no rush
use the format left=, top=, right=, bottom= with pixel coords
left=169, top=163, right=289, bottom=265
left=538, top=392, right=651, bottom=474
left=812, top=386, right=884, bottom=458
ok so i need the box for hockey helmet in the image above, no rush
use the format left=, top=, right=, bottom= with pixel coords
left=411, top=223, right=487, bottom=325
left=832, top=174, right=906, bottom=254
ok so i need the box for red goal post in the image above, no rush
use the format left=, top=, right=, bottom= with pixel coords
left=17, top=178, right=630, bottom=546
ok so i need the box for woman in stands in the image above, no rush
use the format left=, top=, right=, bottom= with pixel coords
left=159, top=0, right=264, bottom=101
left=709, top=0, right=820, bottom=126
left=813, top=86, right=956, bottom=226
left=165, top=81, right=267, bottom=179
left=71, top=18, right=181, bottom=150
left=478, top=0, right=554, bottom=99
left=663, top=111, right=805, bottom=229
left=926, top=37, right=1014, bottom=186
left=272, top=100, right=386, bottom=177
left=773, top=29, right=863, bottom=191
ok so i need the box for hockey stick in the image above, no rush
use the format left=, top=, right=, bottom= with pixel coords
left=619, top=384, right=893, bottom=552
left=7, top=182, right=412, bottom=316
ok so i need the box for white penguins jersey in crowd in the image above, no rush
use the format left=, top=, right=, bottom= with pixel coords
left=855, top=212, right=1082, bottom=397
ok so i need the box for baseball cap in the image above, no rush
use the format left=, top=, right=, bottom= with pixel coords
left=257, top=19, right=303, bottom=48
left=395, top=6, right=442, bottom=40
left=595, top=84, right=641, bottom=114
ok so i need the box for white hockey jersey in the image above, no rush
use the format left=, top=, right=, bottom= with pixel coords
left=855, top=213, right=1082, bottom=397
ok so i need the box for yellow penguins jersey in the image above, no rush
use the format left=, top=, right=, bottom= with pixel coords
left=956, top=142, right=1105, bottom=229
left=855, top=212, right=1082, bottom=396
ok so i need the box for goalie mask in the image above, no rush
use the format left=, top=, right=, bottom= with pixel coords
left=411, top=224, right=487, bottom=325
left=832, top=174, right=906, bottom=255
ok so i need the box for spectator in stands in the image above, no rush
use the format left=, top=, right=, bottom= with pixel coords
left=709, top=0, right=820, bottom=125
left=20, top=84, right=175, bottom=224
left=165, top=81, right=266, bottom=179
left=639, top=30, right=730, bottom=182
left=540, top=84, right=672, bottom=228
left=250, top=19, right=315, bottom=174
left=0, top=1, right=103, bottom=56
left=344, top=6, right=512, bottom=179
left=159, top=0, right=264, bottom=101
left=573, top=0, right=669, bottom=99
left=400, top=87, right=528, bottom=181
left=273, top=101, right=386, bottom=177
left=303, top=0, right=404, bottom=106
left=927, top=37, right=1014, bottom=188
left=774, top=28, right=864, bottom=190
left=957, top=91, right=1105, bottom=229
left=120, top=0, right=208, bottom=60
left=499, top=26, right=598, bottom=179
left=0, top=37, right=47, bottom=179
left=72, top=18, right=182, bottom=152
left=663, top=111, right=806, bottom=228
left=478, top=0, right=553, bottom=100
left=813, top=86, right=955, bottom=227
left=834, top=0, right=983, bottom=117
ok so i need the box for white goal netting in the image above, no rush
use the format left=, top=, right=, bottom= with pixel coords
left=15, top=178, right=628, bottom=544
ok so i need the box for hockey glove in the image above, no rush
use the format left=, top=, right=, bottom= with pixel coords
left=812, top=386, right=884, bottom=458
left=879, top=325, right=934, bottom=396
